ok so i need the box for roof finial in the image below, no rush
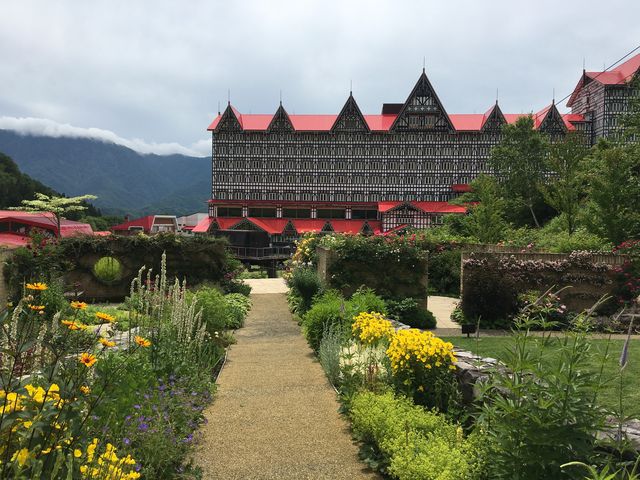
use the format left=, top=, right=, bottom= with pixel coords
left=423, top=56, right=426, bottom=73
left=582, top=57, right=586, bottom=72
left=350, top=79, right=353, bottom=96
left=227, top=89, right=230, bottom=106
left=552, top=88, right=555, bottom=104
left=217, top=101, right=220, bottom=115
left=496, top=88, right=499, bottom=105
left=279, top=89, right=282, bottom=106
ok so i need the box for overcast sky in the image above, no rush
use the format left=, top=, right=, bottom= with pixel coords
left=1, top=1, right=639, bottom=156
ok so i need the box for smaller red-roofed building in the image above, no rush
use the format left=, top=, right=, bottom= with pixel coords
left=111, top=215, right=178, bottom=235
left=0, top=210, right=96, bottom=248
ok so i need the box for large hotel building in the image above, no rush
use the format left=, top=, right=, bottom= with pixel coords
left=194, top=53, right=640, bottom=249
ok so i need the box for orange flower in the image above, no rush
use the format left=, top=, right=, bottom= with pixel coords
left=28, top=304, right=45, bottom=311
left=134, top=336, right=151, bottom=348
left=95, top=312, right=116, bottom=323
left=79, top=353, right=97, bottom=368
left=61, top=320, right=86, bottom=331
left=26, top=282, right=48, bottom=291
left=99, top=337, right=116, bottom=348
left=79, top=385, right=91, bottom=395
left=70, top=301, right=87, bottom=310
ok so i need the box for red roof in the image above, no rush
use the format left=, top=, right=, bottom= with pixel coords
left=199, top=217, right=382, bottom=235
left=376, top=201, right=467, bottom=214
left=112, top=215, right=155, bottom=232
left=0, top=210, right=94, bottom=237
left=208, top=109, right=583, bottom=132
left=451, top=184, right=472, bottom=193
left=0, top=233, right=31, bottom=248
left=567, top=54, right=640, bottom=107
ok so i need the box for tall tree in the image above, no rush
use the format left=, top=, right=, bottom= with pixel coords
left=539, top=132, right=589, bottom=234
left=489, top=116, right=548, bottom=227
left=11, top=193, right=97, bottom=237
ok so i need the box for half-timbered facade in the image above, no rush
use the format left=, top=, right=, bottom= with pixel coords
left=198, top=53, right=640, bottom=248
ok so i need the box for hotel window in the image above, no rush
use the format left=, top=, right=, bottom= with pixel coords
left=247, top=207, right=276, bottom=218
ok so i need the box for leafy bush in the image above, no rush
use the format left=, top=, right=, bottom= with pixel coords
left=302, top=291, right=346, bottom=351
left=461, top=267, right=519, bottom=328
left=194, top=286, right=229, bottom=335
left=386, top=298, right=436, bottom=329
left=428, top=249, right=462, bottom=295
left=288, top=267, right=323, bottom=314
left=93, top=256, right=123, bottom=284
left=479, top=313, right=607, bottom=479
left=349, top=391, right=486, bottom=480
left=346, top=288, right=387, bottom=322
left=224, top=293, right=252, bottom=329
left=222, top=279, right=252, bottom=297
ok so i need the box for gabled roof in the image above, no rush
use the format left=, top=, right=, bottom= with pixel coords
left=0, top=210, right=94, bottom=237
left=567, top=53, right=640, bottom=107
left=267, top=104, right=294, bottom=132
left=391, top=70, right=455, bottom=131
left=111, top=215, right=155, bottom=232
left=331, top=94, right=370, bottom=132
left=376, top=201, right=467, bottom=214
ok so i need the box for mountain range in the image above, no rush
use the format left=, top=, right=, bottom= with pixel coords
left=0, top=130, right=211, bottom=217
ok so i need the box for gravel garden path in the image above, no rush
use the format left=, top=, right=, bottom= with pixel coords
left=193, top=289, right=380, bottom=479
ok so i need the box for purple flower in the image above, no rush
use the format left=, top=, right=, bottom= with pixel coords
left=138, top=423, right=149, bottom=432
left=123, top=438, right=130, bottom=446
left=133, top=404, right=141, bottom=410
left=135, top=464, right=141, bottom=472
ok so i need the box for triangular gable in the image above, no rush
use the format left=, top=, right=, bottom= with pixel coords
left=331, top=94, right=371, bottom=132
left=229, top=218, right=265, bottom=232
left=321, top=221, right=334, bottom=233
left=214, top=104, right=243, bottom=133
left=283, top=220, right=297, bottom=235
left=385, top=201, right=421, bottom=214
left=391, top=71, right=454, bottom=131
left=361, top=222, right=374, bottom=236
left=267, top=104, right=294, bottom=132
left=537, top=103, right=567, bottom=135
left=481, top=103, right=507, bottom=131
left=209, top=220, right=220, bottom=232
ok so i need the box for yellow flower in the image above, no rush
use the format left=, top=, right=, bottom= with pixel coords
left=99, top=337, right=116, bottom=348
left=79, top=352, right=97, bottom=368
left=134, top=336, right=151, bottom=348
left=26, top=282, right=48, bottom=291
left=61, top=320, right=87, bottom=331
left=23, top=421, right=33, bottom=429
left=11, top=448, right=30, bottom=467
left=28, top=304, right=45, bottom=311
left=74, top=449, right=82, bottom=458
left=95, top=312, right=116, bottom=323
left=70, top=301, right=88, bottom=310
left=351, top=311, right=395, bottom=346
left=80, top=385, right=91, bottom=395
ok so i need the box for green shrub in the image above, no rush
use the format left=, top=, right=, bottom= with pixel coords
left=428, top=249, right=462, bottom=295
left=195, top=286, right=230, bottom=334
left=349, top=391, right=486, bottom=479
left=461, top=267, right=518, bottom=328
left=289, top=267, right=323, bottom=314
left=224, top=293, right=252, bottom=329
left=346, top=287, right=387, bottom=321
left=387, top=298, right=436, bottom=329
left=318, top=321, right=345, bottom=387
left=302, top=291, right=347, bottom=351
left=223, top=280, right=252, bottom=296
left=93, top=256, right=123, bottom=284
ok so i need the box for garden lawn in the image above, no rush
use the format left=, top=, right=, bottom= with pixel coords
left=442, top=336, right=640, bottom=418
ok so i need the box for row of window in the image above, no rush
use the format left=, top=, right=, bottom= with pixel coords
left=214, top=191, right=454, bottom=202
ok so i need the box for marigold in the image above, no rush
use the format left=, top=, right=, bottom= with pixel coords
left=26, top=282, right=48, bottom=291
left=79, top=352, right=97, bottom=368
left=80, top=385, right=91, bottom=395
left=99, top=337, right=116, bottom=348
left=352, top=311, right=395, bottom=345
left=95, top=312, right=116, bottom=323
left=61, top=320, right=87, bottom=331
left=28, top=304, right=45, bottom=311
left=70, top=301, right=88, bottom=310
left=134, top=335, right=151, bottom=347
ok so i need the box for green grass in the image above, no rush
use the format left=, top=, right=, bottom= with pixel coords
left=442, top=336, right=640, bottom=418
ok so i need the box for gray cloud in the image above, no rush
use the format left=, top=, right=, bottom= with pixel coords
left=0, top=116, right=208, bottom=156
left=0, top=1, right=638, bottom=149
